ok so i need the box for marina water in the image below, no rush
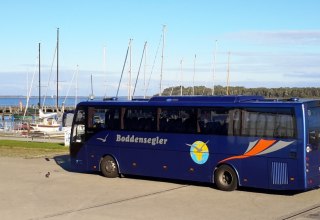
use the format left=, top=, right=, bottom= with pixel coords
left=0, top=96, right=87, bottom=131
left=0, top=97, right=89, bottom=107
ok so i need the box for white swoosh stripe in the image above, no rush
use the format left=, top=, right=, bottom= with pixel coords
left=257, top=140, right=294, bottom=155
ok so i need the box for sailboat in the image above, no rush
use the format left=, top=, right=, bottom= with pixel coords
left=29, top=28, right=63, bottom=134
left=30, top=109, right=60, bottom=132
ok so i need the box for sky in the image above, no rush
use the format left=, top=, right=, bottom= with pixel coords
left=1, top=0, right=320, bottom=98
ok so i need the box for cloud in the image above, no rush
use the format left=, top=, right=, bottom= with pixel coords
left=283, top=72, right=320, bottom=79
left=226, top=30, right=320, bottom=45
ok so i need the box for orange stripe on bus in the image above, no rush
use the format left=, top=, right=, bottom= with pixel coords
left=218, top=139, right=276, bottom=164
left=244, top=139, right=276, bottom=156
left=219, top=155, right=249, bottom=163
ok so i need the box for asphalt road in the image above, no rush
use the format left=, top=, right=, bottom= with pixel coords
left=0, top=156, right=319, bottom=220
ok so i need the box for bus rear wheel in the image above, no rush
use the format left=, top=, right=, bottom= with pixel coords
left=214, top=165, right=238, bottom=191
left=100, top=155, right=119, bottom=178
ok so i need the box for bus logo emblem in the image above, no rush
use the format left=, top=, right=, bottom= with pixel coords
left=97, top=134, right=109, bottom=143
left=187, top=141, right=209, bottom=165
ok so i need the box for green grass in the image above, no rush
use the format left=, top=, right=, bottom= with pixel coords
left=0, top=140, right=69, bottom=158
left=0, top=140, right=64, bottom=149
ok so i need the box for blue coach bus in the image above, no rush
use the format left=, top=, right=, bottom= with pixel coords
left=69, top=96, right=320, bottom=191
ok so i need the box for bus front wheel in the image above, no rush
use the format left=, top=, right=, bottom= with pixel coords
left=100, top=155, right=119, bottom=178
left=214, top=165, right=238, bottom=191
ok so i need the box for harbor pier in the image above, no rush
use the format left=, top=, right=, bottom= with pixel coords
left=0, top=105, right=75, bottom=117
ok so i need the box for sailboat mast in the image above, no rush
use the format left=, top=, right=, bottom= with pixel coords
left=24, top=62, right=37, bottom=118
left=132, top=41, right=147, bottom=99
left=128, top=39, right=132, bottom=100
left=212, top=40, right=217, bottom=96
left=144, top=43, right=147, bottom=99
left=75, top=65, right=79, bottom=108
left=226, top=51, right=230, bottom=95
left=90, top=74, right=94, bottom=99
left=159, top=25, right=166, bottom=96
left=116, top=41, right=130, bottom=98
left=180, top=58, right=183, bottom=96
left=56, top=28, right=59, bottom=109
left=193, top=54, right=196, bottom=95
left=38, top=43, right=41, bottom=109
left=103, top=46, right=107, bottom=98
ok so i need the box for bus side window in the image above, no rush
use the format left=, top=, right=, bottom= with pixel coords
left=199, top=108, right=229, bottom=135
left=124, top=107, right=156, bottom=132
left=105, top=108, right=120, bottom=130
left=275, top=114, right=295, bottom=138
left=158, top=108, right=197, bottom=133
left=241, top=108, right=296, bottom=139
left=182, top=109, right=197, bottom=133
left=159, top=108, right=180, bottom=133
left=88, top=107, right=106, bottom=130
left=228, top=109, right=241, bottom=136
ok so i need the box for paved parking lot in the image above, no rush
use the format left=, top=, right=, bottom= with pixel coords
left=0, top=155, right=319, bottom=220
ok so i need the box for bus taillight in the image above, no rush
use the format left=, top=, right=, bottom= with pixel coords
left=306, top=145, right=312, bottom=153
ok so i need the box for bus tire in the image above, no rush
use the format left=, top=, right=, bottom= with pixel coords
left=100, top=155, right=119, bottom=178
left=214, top=165, right=238, bottom=191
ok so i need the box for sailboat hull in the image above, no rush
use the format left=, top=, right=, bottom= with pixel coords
left=30, top=123, right=61, bottom=132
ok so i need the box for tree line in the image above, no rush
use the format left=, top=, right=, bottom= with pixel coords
left=161, top=85, right=320, bottom=98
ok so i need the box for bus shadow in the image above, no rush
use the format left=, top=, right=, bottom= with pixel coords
left=50, top=156, right=305, bottom=196
left=108, top=174, right=304, bottom=196
left=237, top=187, right=303, bottom=196
left=53, top=154, right=76, bottom=172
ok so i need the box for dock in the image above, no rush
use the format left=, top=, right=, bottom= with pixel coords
left=0, top=105, right=75, bottom=116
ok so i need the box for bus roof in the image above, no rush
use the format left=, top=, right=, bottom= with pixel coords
left=84, top=95, right=320, bottom=104
left=148, top=95, right=264, bottom=103
left=77, top=96, right=320, bottom=108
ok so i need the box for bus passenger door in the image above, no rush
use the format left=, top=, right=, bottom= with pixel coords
left=70, top=107, right=87, bottom=171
